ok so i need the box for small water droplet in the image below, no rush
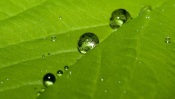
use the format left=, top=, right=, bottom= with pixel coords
left=118, top=80, right=121, bottom=84
left=43, top=73, right=56, bottom=87
left=165, top=37, right=171, bottom=43
left=78, top=32, right=99, bottom=54
left=41, top=88, right=45, bottom=92
left=57, top=70, right=63, bottom=77
left=59, top=16, right=62, bottom=20
left=37, top=92, right=41, bottom=96
left=104, top=90, right=108, bottom=93
left=100, top=78, right=104, bottom=82
left=42, top=55, right=46, bottom=58
left=64, top=65, right=69, bottom=71
left=140, top=6, right=152, bottom=15
left=51, top=36, right=57, bottom=42
left=145, top=15, right=150, bottom=19
left=48, top=53, right=51, bottom=56
left=109, top=9, right=131, bottom=30
left=69, top=71, right=72, bottom=75
left=0, top=81, right=3, bottom=84
left=6, top=78, right=9, bottom=81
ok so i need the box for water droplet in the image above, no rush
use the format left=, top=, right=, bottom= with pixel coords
left=140, top=6, right=152, bottom=15
left=118, top=80, right=121, bottom=84
left=6, top=78, right=9, bottom=81
left=59, top=16, right=62, bottom=20
left=43, top=73, right=56, bottom=87
left=57, top=70, right=63, bottom=77
left=69, top=71, right=72, bottom=75
left=51, top=36, right=57, bottom=42
left=0, top=81, right=3, bottom=84
left=165, top=37, right=171, bottom=43
left=145, top=15, right=150, bottom=19
left=100, top=78, right=104, bottom=82
left=78, top=32, right=99, bottom=54
left=48, top=53, right=51, bottom=56
left=42, top=55, right=46, bottom=58
left=64, top=65, right=69, bottom=71
left=104, top=90, right=108, bottom=93
left=41, top=88, right=45, bottom=92
left=37, top=92, right=41, bottom=96
left=109, top=9, right=131, bottom=30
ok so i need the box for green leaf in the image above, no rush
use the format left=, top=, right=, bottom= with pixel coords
left=38, top=0, right=175, bottom=99
left=0, top=0, right=174, bottom=99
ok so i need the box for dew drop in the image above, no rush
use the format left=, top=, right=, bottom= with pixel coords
left=78, top=32, right=99, bottom=54
left=104, top=90, right=108, bottom=93
left=6, top=78, right=9, bottom=81
left=48, top=53, right=51, bottom=56
left=43, top=73, right=56, bottom=87
left=0, top=81, right=3, bottom=84
left=59, top=16, right=62, bottom=20
left=41, top=88, right=45, bottom=92
left=42, top=55, right=46, bottom=58
left=51, top=36, right=57, bottom=42
left=109, top=9, right=131, bottom=30
left=37, top=92, right=41, bottom=96
left=165, top=37, right=171, bottom=43
left=140, top=6, right=152, bottom=15
left=100, top=78, right=104, bottom=82
left=57, top=70, right=63, bottom=77
left=64, top=65, right=69, bottom=71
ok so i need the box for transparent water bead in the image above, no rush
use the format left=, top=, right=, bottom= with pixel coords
left=57, top=70, right=63, bottom=77
left=64, top=65, right=69, bottom=71
left=51, top=36, right=57, bottom=42
left=165, top=37, right=171, bottom=43
left=110, top=9, right=131, bottom=30
left=78, top=32, right=99, bottom=54
left=43, top=73, right=56, bottom=87
left=140, top=6, right=152, bottom=15
left=59, top=16, right=62, bottom=20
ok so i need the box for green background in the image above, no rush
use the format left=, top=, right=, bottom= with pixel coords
left=0, top=0, right=174, bottom=99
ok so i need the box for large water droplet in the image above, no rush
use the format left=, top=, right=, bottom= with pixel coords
left=43, top=73, right=56, bottom=87
left=57, top=70, right=63, bottom=77
left=78, top=32, right=99, bottom=54
left=64, top=65, right=69, bottom=71
left=165, top=37, right=171, bottom=43
left=110, top=9, right=131, bottom=30
left=51, top=36, right=57, bottom=42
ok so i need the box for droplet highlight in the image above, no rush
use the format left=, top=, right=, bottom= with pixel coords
left=64, top=65, right=69, bottom=71
left=51, top=36, right=57, bottom=42
left=165, top=37, right=171, bottom=43
left=78, top=32, right=99, bottom=54
left=110, top=9, right=131, bottom=30
left=57, top=70, right=63, bottom=77
left=43, top=73, right=56, bottom=87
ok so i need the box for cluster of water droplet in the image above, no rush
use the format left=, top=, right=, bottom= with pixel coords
left=37, top=65, right=70, bottom=96
left=42, top=65, right=69, bottom=87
